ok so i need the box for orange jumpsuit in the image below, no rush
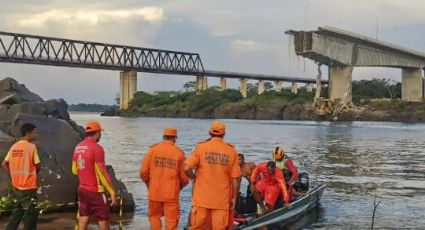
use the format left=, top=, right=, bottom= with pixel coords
left=185, top=137, right=241, bottom=230
left=251, top=162, right=290, bottom=207
left=140, top=140, right=189, bottom=230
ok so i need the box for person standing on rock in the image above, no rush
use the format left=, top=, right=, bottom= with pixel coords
left=140, top=127, right=189, bottom=230
left=71, top=121, right=117, bottom=230
left=184, top=120, right=241, bottom=230
left=1, top=123, right=40, bottom=230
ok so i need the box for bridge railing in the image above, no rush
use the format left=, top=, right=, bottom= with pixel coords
left=0, top=31, right=205, bottom=75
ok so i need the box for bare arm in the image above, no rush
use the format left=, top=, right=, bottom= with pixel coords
left=184, top=164, right=195, bottom=179
left=231, top=177, right=240, bottom=210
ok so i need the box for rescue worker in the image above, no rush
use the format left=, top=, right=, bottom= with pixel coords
left=71, top=121, right=117, bottom=230
left=272, top=147, right=298, bottom=187
left=1, top=123, right=40, bottom=230
left=184, top=120, right=241, bottom=230
left=140, top=128, right=189, bottom=230
left=251, top=161, right=291, bottom=214
left=272, top=147, right=298, bottom=204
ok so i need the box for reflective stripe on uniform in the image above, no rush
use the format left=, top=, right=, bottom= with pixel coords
left=10, top=170, right=36, bottom=175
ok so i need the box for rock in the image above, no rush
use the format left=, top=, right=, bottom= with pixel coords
left=45, top=99, right=70, bottom=120
left=107, top=166, right=135, bottom=212
left=0, top=78, right=134, bottom=213
left=0, top=105, right=8, bottom=119
left=0, top=130, right=15, bottom=197
left=0, top=78, right=43, bottom=104
left=282, top=104, right=309, bottom=120
left=11, top=114, right=82, bottom=169
left=5, top=102, right=47, bottom=121
left=100, top=106, right=120, bottom=116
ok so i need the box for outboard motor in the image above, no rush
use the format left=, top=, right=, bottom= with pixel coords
left=294, top=172, right=309, bottom=192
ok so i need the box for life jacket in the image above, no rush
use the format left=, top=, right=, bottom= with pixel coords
left=274, top=156, right=291, bottom=182
left=8, top=140, right=38, bottom=190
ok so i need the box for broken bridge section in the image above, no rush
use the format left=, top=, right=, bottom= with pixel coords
left=286, top=26, right=425, bottom=103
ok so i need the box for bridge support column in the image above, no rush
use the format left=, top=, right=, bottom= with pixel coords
left=196, top=76, right=208, bottom=92
left=258, top=80, right=265, bottom=95
left=402, top=68, right=423, bottom=102
left=291, top=82, right=298, bottom=94
left=329, top=66, right=352, bottom=103
left=240, top=78, right=247, bottom=98
left=119, top=71, right=137, bottom=110
left=220, top=77, right=227, bottom=91
left=306, top=83, right=313, bottom=92
left=274, top=80, right=282, bottom=92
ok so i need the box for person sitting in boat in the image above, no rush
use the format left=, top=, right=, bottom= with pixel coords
left=235, top=154, right=257, bottom=215
left=250, top=161, right=292, bottom=214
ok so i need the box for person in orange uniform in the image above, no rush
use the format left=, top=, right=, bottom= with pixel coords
left=1, top=123, right=40, bottom=230
left=71, top=121, right=117, bottom=230
left=140, top=128, right=189, bottom=230
left=251, top=161, right=291, bottom=214
left=184, top=120, right=241, bottom=230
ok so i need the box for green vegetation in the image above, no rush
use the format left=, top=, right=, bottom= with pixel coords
left=126, top=85, right=315, bottom=116
left=68, top=103, right=113, bottom=112
left=352, top=78, right=401, bottom=103
left=114, top=78, right=425, bottom=121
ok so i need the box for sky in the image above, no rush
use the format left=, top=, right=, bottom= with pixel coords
left=1, top=0, right=425, bottom=104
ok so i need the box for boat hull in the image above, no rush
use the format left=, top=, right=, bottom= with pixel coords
left=234, top=184, right=326, bottom=230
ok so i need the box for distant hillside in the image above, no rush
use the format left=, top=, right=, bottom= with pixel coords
left=68, top=103, right=113, bottom=112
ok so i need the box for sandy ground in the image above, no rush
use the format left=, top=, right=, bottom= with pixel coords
left=0, top=212, right=149, bottom=230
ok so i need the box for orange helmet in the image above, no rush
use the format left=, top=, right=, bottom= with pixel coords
left=85, top=121, right=102, bottom=133
left=272, top=147, right=284, bottom=161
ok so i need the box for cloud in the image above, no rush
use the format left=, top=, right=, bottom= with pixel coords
left=230, top=40, right=266, bottom=53
left=16, top=7, right=164, bottom=28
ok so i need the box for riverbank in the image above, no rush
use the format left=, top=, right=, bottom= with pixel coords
left=101, top=89, right=425, bottom=122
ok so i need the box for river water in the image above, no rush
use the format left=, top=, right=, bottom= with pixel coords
left=3, top=113, right=425, bottom=229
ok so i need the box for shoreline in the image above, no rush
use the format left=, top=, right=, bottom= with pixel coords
left=101, top=103, right=425, bottom=123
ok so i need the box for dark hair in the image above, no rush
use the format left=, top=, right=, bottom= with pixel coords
left=238, top=154, right=245, bottom=160
left=163, top=135, right=177, bottom=140
left=266, top=161, right=276, bottom=169
left=210, top=133, right=224, bottom=138
left=85, top=131, right=98, bottom=137
left=21, top=123, right=36, bottom=136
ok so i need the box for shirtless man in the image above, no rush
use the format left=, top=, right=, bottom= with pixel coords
left=238, top=154, right=256, bottom=184
left=237, top=154, right=259, bottom=214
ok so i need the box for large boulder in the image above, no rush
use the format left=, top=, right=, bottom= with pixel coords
left=0, top=78, right=135, bottom=212
left=45, top=99, right=70, bottom=120
left=0, top=78, right=43, bottom=104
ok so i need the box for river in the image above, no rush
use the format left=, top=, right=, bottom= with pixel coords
left=3, top=113, right=425, bottom=229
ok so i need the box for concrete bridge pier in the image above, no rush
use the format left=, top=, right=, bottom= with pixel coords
left=291, top=82, right=298, bottom=94
left=240, top=78, right=247, bottom=98
left=328, top=65, right=353, bottom=103
left=258, top=80, right=265, bottom=95
left=196, top=76, right=208, bottom=92
left=220, top=77, right=227, bottom=91
left=402, top=68, right=423, bottom=101
left=274, top=80, right=282, bottom=92
left=306, top=83, right=313, bottom=92
left=119, top=71, right=137, bottom=110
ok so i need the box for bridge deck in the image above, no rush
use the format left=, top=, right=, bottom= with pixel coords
left=0, top=30, right=325, bottom=83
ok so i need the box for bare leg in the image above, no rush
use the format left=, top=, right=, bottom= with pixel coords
left=78, top=216, right=90, bottom=230
left=98, top=220, right=109, bottom=230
